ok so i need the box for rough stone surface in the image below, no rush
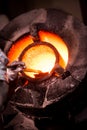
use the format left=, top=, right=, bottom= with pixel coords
left=0, top=9, right=87, bottom=130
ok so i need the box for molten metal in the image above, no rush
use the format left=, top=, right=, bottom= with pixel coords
left=7, top=30, right=69, bottom=81
left=19, top=42, right=59, bottom=80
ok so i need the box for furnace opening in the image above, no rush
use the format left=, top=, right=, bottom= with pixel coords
left=7, top=31, right=69, bottom=81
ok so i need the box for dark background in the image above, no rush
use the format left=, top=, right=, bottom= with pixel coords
left=0, top=0, right=87, bottom=25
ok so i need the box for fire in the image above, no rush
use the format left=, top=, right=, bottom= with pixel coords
left=20, top=43, right=58, bottom=79
left=39, top=31, right=69, bottom=69
left=7, top=35, right=34, bottom=64
left=7, top=30, right=69, bottom=80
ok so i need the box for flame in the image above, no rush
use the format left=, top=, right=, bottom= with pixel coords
left=39, top=31, right=69, bottom=69
left=7, top=35, right=34, bottom=64
left=20, top=43, right=57, bottom=79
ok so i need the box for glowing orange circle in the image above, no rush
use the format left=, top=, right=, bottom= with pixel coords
left=19, top=42, right=59, bottom=81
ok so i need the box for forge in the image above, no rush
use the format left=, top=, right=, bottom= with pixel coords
left=0, top=8, right=87, bottom=130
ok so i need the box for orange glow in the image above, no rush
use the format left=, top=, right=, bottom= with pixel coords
left=39, top=31, right=69, bottom=69
left=20, top=43, right=58, bottom=79
left=7, top=35, right=34, bottom=64
left=7, top=31, right=69, bottom=81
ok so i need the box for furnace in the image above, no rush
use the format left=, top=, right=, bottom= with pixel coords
left=0, top=8, right=87, bottom=130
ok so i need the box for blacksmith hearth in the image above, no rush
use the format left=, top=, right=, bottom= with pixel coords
left=0, top=8, right=87, bottom=130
